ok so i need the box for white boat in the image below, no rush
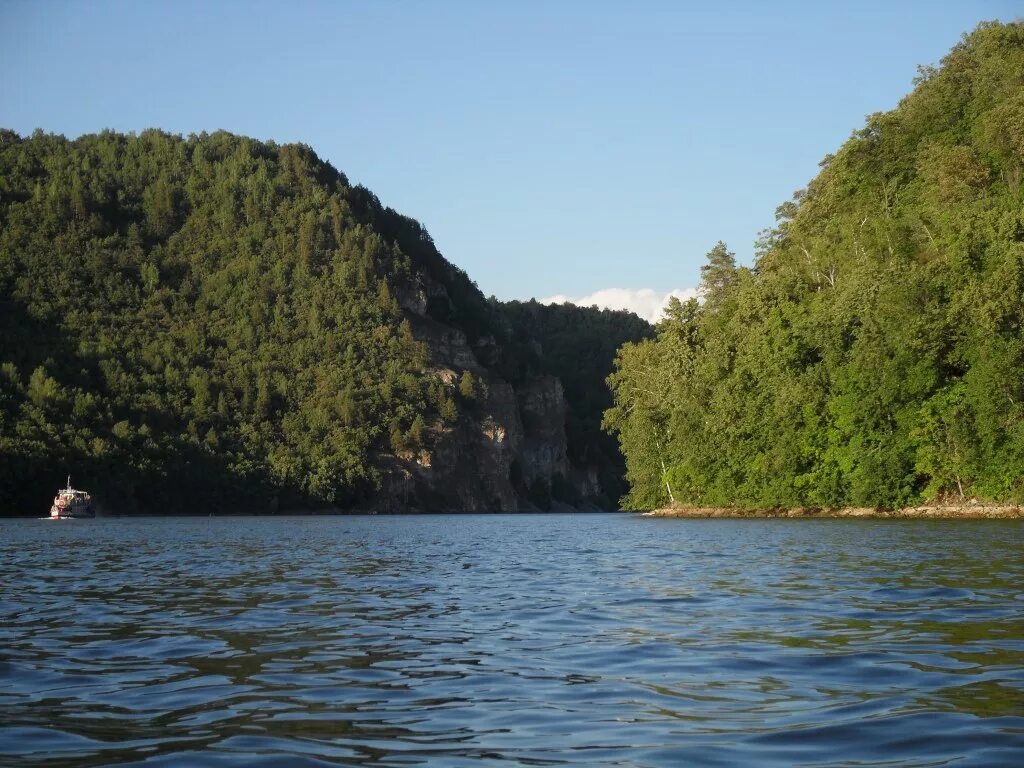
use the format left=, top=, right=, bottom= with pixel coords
left=49, top=477, right=95, bottom=519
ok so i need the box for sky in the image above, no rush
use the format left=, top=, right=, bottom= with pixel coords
left=1, top=1, right=1019, bottom=319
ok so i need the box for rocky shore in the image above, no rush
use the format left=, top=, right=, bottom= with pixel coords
left=644, top=503, right=1024, bottom=519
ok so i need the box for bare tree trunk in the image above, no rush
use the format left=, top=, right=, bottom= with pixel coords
left=656, top=437, right=675, bottom=504
left=920, top=221, right=936, bottom=246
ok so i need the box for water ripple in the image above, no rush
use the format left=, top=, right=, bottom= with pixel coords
left=1, top=515, right=1023, bottom=766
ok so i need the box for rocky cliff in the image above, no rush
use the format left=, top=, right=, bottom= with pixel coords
left=373, top=275, right=609, bottom=512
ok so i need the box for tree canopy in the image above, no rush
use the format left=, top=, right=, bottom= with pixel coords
left=0, top=129, right=459, bottom=512
left=605, top=22, right=1024, bottom=509
left=0, top=128, right=650, bottom=514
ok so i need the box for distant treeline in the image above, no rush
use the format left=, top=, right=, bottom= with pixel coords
left=605, top=22, right=1024, bottom=509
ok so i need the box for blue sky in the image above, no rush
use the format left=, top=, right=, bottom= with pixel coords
left=1, top=1, right=1018, bottom=314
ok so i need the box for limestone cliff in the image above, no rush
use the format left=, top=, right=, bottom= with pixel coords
left=372, top=276, right=598, bottom=512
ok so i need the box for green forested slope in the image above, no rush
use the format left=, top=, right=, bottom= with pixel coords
left=606, top=22, right=1024, bottom=509
left=0, top=128, right=648, bottom=514
left=0, top=130, right=452, bottom=511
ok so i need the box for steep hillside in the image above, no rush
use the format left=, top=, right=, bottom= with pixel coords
left=0, top=129, right=649, bottom=514
left=606, top=22, right=1024, bottom=509
left=501, top=300, right=652, bottom=507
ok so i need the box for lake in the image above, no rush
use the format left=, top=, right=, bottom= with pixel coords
left=1, top=514, right=1022, bottom=766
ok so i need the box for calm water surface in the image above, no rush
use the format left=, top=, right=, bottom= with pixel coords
left=1, top=514, right=1022, bottom=766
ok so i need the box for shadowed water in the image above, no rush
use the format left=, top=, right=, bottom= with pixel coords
left=1, top=514, right=1022, bottom=766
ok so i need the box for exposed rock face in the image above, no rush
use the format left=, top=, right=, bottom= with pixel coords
left=517, top=376, right=569, bottom=489
left=427, top=374, right=523, bottom=511
left=370, top=280, right=601, bottom=512
left=396, top=282, right=428, bottom=317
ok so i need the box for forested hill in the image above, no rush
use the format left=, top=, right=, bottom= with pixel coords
left=0, top=129, right=649, bottom=514
left=606, top=21, right=1024, bottom=510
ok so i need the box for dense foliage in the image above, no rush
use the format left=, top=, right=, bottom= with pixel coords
left=0, top=128, right=650, bottom=514
left=0, top=129, right=511, bottom=513
left=606, top=22, right=1024, bottom=509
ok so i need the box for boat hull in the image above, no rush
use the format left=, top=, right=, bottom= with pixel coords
left=49, top=505, right=95, bottom=519
left=49, top=479, right=96, bottom=518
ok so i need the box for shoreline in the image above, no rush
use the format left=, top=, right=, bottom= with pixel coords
left=644, top=504, right=1024, bottom=519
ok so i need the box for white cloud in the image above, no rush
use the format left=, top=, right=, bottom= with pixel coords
left=539, top=287, right=698, bottom=324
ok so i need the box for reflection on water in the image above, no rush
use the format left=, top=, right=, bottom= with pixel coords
left=1, top=515, right=1022, bottom=766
